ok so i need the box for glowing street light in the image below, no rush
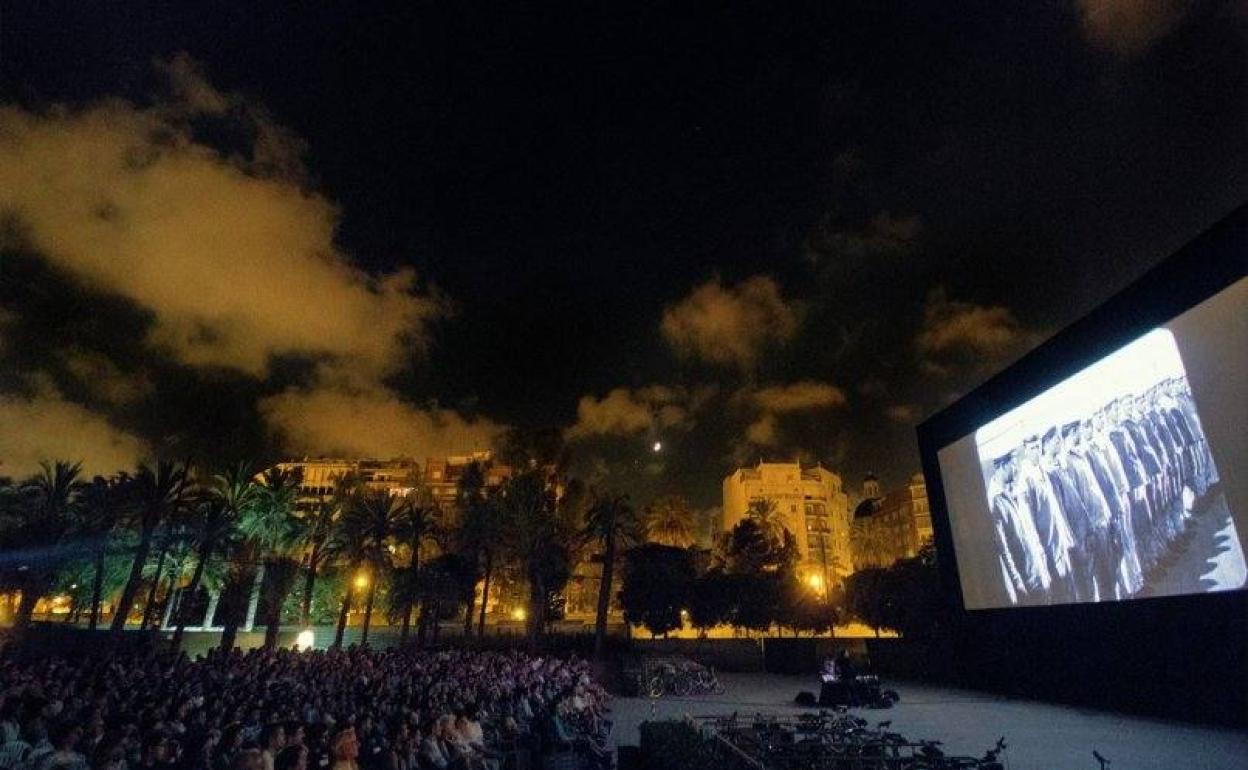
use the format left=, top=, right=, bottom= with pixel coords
left=806, top=573, right=824, bottom=592
left=354, top=572, right=370, bottom=590
left=511, top=607, right=527, bottom=622
left=652, top=441, right=663, bottom=453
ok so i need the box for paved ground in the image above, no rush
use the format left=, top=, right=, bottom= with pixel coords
left=610, top=672, right=1248, bottom=769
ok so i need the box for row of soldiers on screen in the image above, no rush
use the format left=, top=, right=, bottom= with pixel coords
left=988, top=377, right=1218, bottom=606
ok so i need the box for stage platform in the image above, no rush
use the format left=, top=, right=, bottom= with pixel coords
left=611, top=671, right=1248, bottom=769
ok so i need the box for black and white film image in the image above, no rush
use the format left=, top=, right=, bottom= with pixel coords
left=973, top=329, right=1245, bottom=607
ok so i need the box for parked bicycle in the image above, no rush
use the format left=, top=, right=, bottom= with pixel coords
left=644, top=656, right=725, bottom=697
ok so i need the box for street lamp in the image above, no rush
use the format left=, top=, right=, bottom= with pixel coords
left=354, top=572, right=369, bottom=590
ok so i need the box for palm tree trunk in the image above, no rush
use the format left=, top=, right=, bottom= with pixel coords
left=527, top=564, right=545, bottom=646
left=400, top=603, right=413, bottom=644
left=593, top=527, right=616, bottom=659
left=140, top=542, right=170, bottom=631
left=300, top=558, right=318, bottom=627
left=171, top=538, right=212, bottom=651
left=463, top=572, right=477, bottom=638
left=111, top=522, right=155, bottom=634
left=203, top=590, right=220, bottom=627
left=160, top=579, right=178, bottom=630
left=361, top=580, right=377, bottom=646
left=89, top=540, right=107, bottom=630
left=14, top=586, right=40, bottom=632
left=244, top=563, right=265, bottom=631
left=477, top=550, right=492, bottom=638
left=333, top=569, right=356, bottom=649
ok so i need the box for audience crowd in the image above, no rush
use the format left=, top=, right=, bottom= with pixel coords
left=0, top=646, right=613, bottom=770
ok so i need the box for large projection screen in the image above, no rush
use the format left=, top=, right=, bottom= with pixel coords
left=937, top=277, right=1248, bottom=610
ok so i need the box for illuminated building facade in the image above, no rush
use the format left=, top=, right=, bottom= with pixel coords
left=722, top=460, right=852, bottom=586
left=850, top=472, right=933, bottom=570
left=421, top=450, right=513, bottom=511
left=274, top=457, right=419, bottom=511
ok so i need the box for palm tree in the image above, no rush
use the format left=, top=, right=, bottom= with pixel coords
left=246, top=467, right=302, bottom=650
left=391, top=494, right=438, bottom=643
left=454, top=462, right=488, bottom=636
left=499, top=470, right=566, bottom=643
left=583, top=491, right=640, bottom=658
left=111, top=461, right=192, bottom=635
left=330, top=490, right=400, bottom=647
left=644, top=495, right=695, bottom=547
left=78, top=474, right=127, bottom=630
left=294, top=492, right=339, bottom=628
left=461, top=489, right=504, bottom=638
left=0, top=461, right=84, bottom=630
left=205, top=462, right=261, bottom=652
left=170, top=490, right=235, bottom=651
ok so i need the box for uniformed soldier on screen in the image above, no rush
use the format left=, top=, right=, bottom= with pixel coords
left=989, top=451, right=1050, bottom=604
left=1171, top=377, right=1217, bottom=492
left=1134, top=394, right=1180, bottom=548
left=1042, top=427, right=1096, bottom=601
left=1094, top=407, right=1143, bottom=594
left=1122, top=395, right=1166, bottom=562
left=1060, top=423, right=1118, bottom=601
left=1081, top=417, right=1141, bottom=597
left=1142, top=390, right=1187, bottom=543
left=1109, top=398, right=1157, bottom=574
left=1020, top=434, right=1076, bottom=603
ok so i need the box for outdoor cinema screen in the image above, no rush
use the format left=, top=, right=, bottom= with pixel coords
left=937, top=277, right=1247, bottom=610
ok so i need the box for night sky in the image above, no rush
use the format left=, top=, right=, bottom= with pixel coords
left=1, top=1, right=1244, bottom=510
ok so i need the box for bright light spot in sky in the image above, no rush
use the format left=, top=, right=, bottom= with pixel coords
left=652, top=441, right=663, bottom=452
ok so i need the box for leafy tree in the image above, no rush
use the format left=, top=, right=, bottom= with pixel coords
left=111, top=461, right=192, bottom=635
left=778, top=578, right=837, bottom=636
left=845, top=567, right=890, bottom=637
left=583, top=491, right=640, bottom=657
left=688, top=569, right=734, bottom=638
left=618, top=543, right=695, bottom=637
left=644, top=495, right=695, bottom=547
left=0, top=461, right=84, bottom=630
left=718, top=517, right=798, bottom=576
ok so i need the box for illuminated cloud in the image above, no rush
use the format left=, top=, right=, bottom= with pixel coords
left=260, top=381, right=503, bottom=460
left=917, top=287, right=1024, bottom=360
left=745, top=413, right=778, bottom=446
left=0, top=55, right=500, bottom=462
left=661, top=275, right=799, bottom=370
left=884, top=403, right=920, bottom=424
left=736, top=380, right=846, bottom=448
left=566, top=385, right=690, bottom=440
left=1077, top=0, right=1193, bottom=57
left=0, top=384, right=149, bottom=477
left=753, top=381, right=846, bottom=412
left=59, top=349, right=154, bottom=406
left=0, top=60, right=441, bottom=380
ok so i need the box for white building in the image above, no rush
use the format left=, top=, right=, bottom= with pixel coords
left=722, top=460, right=852, bottom=585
